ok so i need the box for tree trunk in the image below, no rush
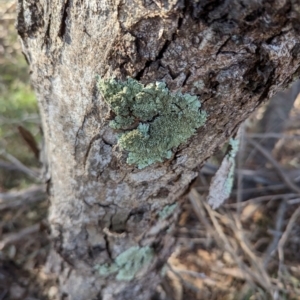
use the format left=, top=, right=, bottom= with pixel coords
left=17, top=0, right=300, bottom=299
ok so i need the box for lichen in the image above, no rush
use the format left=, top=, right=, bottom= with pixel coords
left=160, top=264, right=168, bottom=277
left=95, top=246, right=154, bottom=281
left=96, top=262, right=119, bottom=277
left=98, top=77, right=207, bottom=169
left=207, top=136, right=240, bottom=209
left=158, top=203, right=177, bottom=220
left=228, top=137, right=240, bottom=159
left=224, top=137, right=240, bottom=195
left=223, top=162, right=235, bottom=197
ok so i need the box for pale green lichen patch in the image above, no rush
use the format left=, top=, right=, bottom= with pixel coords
left=95, top=246, right=154, bottom=281
left=224, top=162, right=235, bottom=197
left=224, top=137, right=240, bottom=195
left=160, top=264, right=168, bottom=277
left=207, top=136, right=240, bottom=209
left=98, top=78, right=207, bottom=169
left=97, top=262, right=119, bottom=277
left=158, top=203, right=177, bottom=220
left=228, top=137, right=240, bottom=158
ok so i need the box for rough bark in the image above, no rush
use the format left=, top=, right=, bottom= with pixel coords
left=17, top=0, right=300, bottom=299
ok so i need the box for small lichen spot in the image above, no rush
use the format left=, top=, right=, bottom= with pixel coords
left=95, top=246, right=154, bottom=281
left=158, top=203, right=177, bottom=220
left=224, top=137, right=240, bottom=195
left=98, top=77, right=207, bottom=169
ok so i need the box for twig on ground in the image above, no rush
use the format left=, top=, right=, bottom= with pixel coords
left=0, top=150, right=41, bottom=181
left=210, top=266, right=245, bottom=280
left=189, top=189, right=279, bottom=294
left=248, top=133, right=300, bottom=139
left=248, top=80, right=300, bottom=166
left=246, top=138, right=300, bottom=195
left=190, top=189, right=260, bottom=287
left=189, top=189, right=214, bottom=232
left=202, top=163, right=300, bottom=180
left=202, top=201, right=260, bottom=290
left=0, top=185, right=46, bottom=210
left=0, top=223, right=41, bottom=250
left=0, top=159, right=22, bottom=171
left=231, top=215, right=274, bottom=295
left=263, top=200, right=287, bottom=267
left=166, top=263, right=198, bottom=297
left=277, top=206, right=300, bottom=273
left=225, top=193, right=297, bottom=208
left=287, top=198, right=300, bottom=204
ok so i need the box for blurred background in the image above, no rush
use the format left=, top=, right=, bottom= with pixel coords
left=0, top=1, right=300, bottom=299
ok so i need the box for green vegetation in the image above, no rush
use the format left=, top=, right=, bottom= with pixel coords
left=0, top=57, right=39, bottom=188
left=98, top=78, right=207, bottom=169
left=0, top=61, right=37, bottom=119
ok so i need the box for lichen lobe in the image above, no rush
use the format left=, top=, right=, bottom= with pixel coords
left=98, top=78, right=207, bottom=169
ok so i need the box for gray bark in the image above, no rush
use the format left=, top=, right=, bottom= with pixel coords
left=17, top=0, right=300, bottom=299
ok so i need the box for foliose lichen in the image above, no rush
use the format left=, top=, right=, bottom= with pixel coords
left=95, top=246, right=154, bottom=281
left=98, top=77, right=207, bottom=169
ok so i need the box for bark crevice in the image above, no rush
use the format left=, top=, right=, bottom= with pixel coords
left=58, top=0, right=71, bottom=39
